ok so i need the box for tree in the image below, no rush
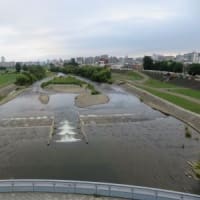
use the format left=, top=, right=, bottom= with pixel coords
left=188, top=64, right=200, bottom=75
left=15, top=74, right=31, bottom=85
left=22, top=64, right=28, bottom=71
left=172, top=62, right=183, bottom=73
left=143, top=56, right=153, bottom=70
left=15, top=62, right=21, bottom=73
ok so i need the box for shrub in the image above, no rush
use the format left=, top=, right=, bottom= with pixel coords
left=15, top=74, right=31, bottom=85
left=50, top=65, right=112, bottom=83
left=185, top=126, right=192, bottom=138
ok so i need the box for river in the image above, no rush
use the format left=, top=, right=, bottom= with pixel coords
left=0, top=79, right=199, bottom=194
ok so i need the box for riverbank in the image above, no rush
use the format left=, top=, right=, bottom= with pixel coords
left=121, top=82, right=200, bottom=133
left=113, top=71, right=200, bottom=114
left=0, top=84, right=27, bottom=105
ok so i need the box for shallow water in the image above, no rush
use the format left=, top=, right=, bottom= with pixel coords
left=0, top=81, right=199, bottom=194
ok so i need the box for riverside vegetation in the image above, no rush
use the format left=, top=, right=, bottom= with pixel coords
left=112, top=70, right=200, bottom=114
left=50, top=65, right=112, bottom=83
left=42, top=76, right=100, bottom=95
left=15, top=65, right=46, bottom=86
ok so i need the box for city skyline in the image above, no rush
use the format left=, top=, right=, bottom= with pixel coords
left=0, top=0, right=199, bottom=61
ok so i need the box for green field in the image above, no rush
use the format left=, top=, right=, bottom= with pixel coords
left=112, top=71, right=143, bottom=82
left=144, top=79, right=179, bottom=88
left=0, top=73, right=17, bottom=87
left=168, top=88, right=200, bottom=100
left=138, top=86, right=200, bottom=114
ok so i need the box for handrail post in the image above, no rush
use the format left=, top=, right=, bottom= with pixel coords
left=74, top=183, right=76, bottom=194
left=95, top=184, right=97, bottom=195
left=53, top=182, right=56, bottom=193
left=155, top=190, right=158, bottom=200
left=108, top=185, right=111, bottom=197
left=131, top=187, right=134, bottom=200
left=11, top=181, right=14, bottom=192
left=32, top=182, right=34, bottom=192
left=181, top=194, right=184, bottom=200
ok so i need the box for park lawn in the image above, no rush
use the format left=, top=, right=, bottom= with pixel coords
left=112, top=71, right=143, bottom=82
left=137, top=86, right=200, bottom=114
left=168, top=88, right=200, bottom=100
left=0, top=73, right=17, bottom=87
left=144, top=78, right=179, bottom=88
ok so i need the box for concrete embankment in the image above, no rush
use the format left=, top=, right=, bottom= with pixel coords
left=0, top=84, right=27, bottom=105
left=122, top=83, right=200, bottom=133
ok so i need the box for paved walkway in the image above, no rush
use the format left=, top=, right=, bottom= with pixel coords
left=0, top=193, right=123, bottom=200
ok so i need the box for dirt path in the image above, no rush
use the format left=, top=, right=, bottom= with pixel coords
left=124, top=71, right=200, bottom=105
left=133, top=83, right=200, bottom=105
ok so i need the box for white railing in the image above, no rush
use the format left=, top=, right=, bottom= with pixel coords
left=0, top=180, right=199, bottom=200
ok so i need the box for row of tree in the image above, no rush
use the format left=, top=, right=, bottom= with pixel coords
left=15, top=65, right=46, bottom=85
left=143, top=56, right=200, bottom=75
left=50, top=65, right=112, bottom=83
left=143, top=56, right=183, bottom=73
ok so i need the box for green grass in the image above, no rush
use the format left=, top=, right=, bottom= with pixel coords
left=0, top=95, right=5, bottom=101
left=42, top=76, right=100, bottom=95
left=168, top=88, right=200, bottom=100
left=193, top=161, right=200, bottom=178
left=112, top=71, right=143, bottom=82
left=0, top=73, right=17, bottom=87
left=87, top=83, right=100, bottom=95
left=144, top=79, right=179, bottom=88
left=137, top=86, right=200, bottom=114
left=42, top=76, right=85, bottom=87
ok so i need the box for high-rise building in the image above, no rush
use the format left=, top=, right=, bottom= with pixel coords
left=1, top=56, right=5, bottom=63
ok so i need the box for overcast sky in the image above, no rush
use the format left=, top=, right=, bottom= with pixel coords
left=0, top=0, right=199, bottom=61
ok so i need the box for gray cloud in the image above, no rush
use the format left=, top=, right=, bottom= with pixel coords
left=0, top=0, right=199, bottom=60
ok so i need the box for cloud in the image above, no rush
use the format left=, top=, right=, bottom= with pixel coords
left=0, top=0, right=199, bottom=60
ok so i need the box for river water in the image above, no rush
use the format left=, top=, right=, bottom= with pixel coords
left=0, top=79, right=199, bottom=194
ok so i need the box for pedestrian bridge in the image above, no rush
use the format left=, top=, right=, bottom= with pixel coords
left=0, top=179, right=199, bottom=200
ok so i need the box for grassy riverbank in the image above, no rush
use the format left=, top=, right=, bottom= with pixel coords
left=112, top=71, right=143, bottom=82
left=42, top=76, right=100, bottom=95
left=112, top=70, right=200, bottom=115
left=167, top=88, right=200, bottom=100
left=0, top=73, right=17, bottom=87
left=138, top=85, right=200, bottom=114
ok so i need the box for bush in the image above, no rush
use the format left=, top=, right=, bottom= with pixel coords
left=87, top=83, right=100, bottom=95
left=15, top=66, right=46, bottom=86
left=50, top=65, right=112, bottom=83
left=15, top=74, right=31, bottom=85
left=188, top=64, right=200, bottom=75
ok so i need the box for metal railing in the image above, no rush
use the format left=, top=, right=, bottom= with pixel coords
left=0, top=179, right=199, bottom=200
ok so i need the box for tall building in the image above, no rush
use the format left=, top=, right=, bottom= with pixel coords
left=1, top=56, right=5, bottom=63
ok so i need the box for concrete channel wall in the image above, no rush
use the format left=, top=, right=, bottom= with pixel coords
left=0, top=180, right=199, bottom=200
left=123, top=83, right=200, bottom=133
